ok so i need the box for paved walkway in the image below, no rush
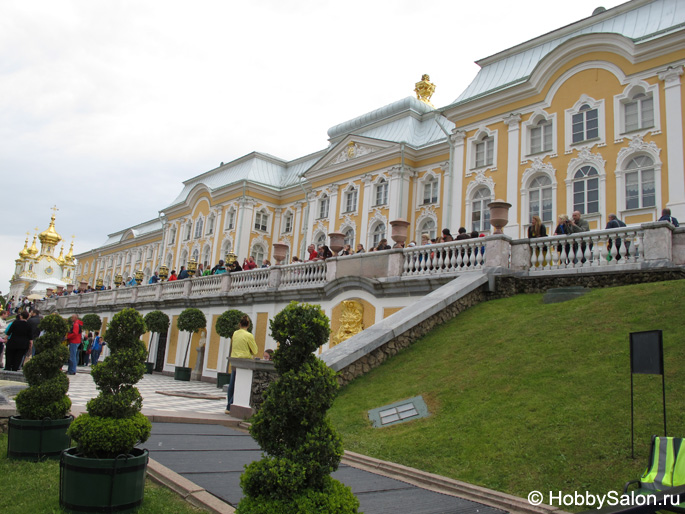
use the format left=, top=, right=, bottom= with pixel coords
left=62, top=369, right=513, bottom=514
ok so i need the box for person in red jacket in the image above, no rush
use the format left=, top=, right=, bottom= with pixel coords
left=242, top=256, right=257, bottom=270
left=66, top=314, right=83, bottom=375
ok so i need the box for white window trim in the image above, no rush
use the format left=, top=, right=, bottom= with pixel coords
left=465, top=173, right=495, bottom=234
left=418, top=170, right=441, bottom=207
left=520, top=158, right=558, bottom=237
left=341, top=185, right=359, bottom=214
left=613, top=80, right=661, bottom=141
left=565, top=148, right=607, bottom=228
left=206, top=213, right=215, bottom=236
left=281, top=210, right=294, bottom=234
left=564, top=95, right=605, bottom=153
left=194, top=216, right=204, bottom=239
left=317, top=193, right=330, bottom=220
left=224, top=208, right=236, bottom=231
left=373, top=176, right=389, bottom=207
left=521, top=110, right=557, bottom=159
left=254, top=209, right=269, bottom=232
left=466, top=127, right=498, bottom=172
left=615, top=136, right=662, bottom=220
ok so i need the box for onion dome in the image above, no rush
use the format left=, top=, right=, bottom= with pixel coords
left=39, top=214, right=62, bottom=247
left=19, top=238, right=30, bottom=259
left=56, top=245, right=66, bottom=265
left=28, top=235, right=39, bottom=256
left=65, top=241, right=75, bottom=264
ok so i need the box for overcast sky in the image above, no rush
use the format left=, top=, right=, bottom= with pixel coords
left=0, top=0, right=623, bottom=295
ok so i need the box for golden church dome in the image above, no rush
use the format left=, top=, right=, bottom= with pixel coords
left=56, top=245, right=66, bottom=265
left=19, top=238, right=30, bottom=259
left=39, top=214, right=62, bottom=247
left=28, top=235, right=39, bottom=256
left=65, top=241, right=75, bottom=264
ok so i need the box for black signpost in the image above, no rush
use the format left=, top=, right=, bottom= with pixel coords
left=630, top=330, right=666, bottom=459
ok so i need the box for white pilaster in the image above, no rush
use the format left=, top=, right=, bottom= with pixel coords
left=658, top=66, right=685, bottom=219
left=235, top=198, right=255, bottom=259
left=328, top=185, right=339, bottom=233
left=503, top=113, right=521, bottom=237
left=360, top=175, right=373, bottom=248
left=450, top=130, right=466, bottom=231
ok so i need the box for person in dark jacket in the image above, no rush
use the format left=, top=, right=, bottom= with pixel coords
left=5, top=311, right=32, bottom=371
left=27, top=308, right=42, bottom=356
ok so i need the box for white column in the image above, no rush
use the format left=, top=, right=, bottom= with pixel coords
left=304, top=192, right=316, bottom=250
left=658, top=66, right=685, bottom=219
left=439, top=161, right=451, bottom=229
left=293, top=201, right=304, bottom=258
left=503, top=113, right=521, bottom=237
left=450, top=130, right=466, bottom=231
left=360, top=174, right=373, bottom=246
left=211, top=206, right=223, bottom=266
left=235, top=198, right=255, bottom=259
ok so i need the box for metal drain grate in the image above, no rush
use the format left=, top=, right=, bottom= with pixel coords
left=368, top=396, right=428, bottom=428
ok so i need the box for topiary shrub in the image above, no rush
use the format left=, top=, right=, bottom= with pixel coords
left=67, top=308, right=151, bottom=458
left=81, top=313, right=102, bottom=334
left=237, top=302, right=359, bottom=513
left=15, top=313, right=71, bottom=419
left=177, top=308, right=206, bottom=368
left=215, top=309, right=251, bottom=372
left=143, top=310, right=170, bottom=361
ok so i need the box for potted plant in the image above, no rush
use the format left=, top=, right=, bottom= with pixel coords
left=61, top=308, right=152, bottom=512
left=214, top=309, right=251, bottom=388
left=238, top=302, right=359, bottom=513
left=8, top=313, right=72, bottom=460
left=143, top=311, right=169, bottom=374
left=175, top=308, right=206, bottom=381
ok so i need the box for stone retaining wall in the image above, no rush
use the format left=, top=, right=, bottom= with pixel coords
left=336, top=268, right=685, bottom=387
left=250, top=369, right=278, bottom=413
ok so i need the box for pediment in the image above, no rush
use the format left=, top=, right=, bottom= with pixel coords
left=306, top=136, right=395, bottom=175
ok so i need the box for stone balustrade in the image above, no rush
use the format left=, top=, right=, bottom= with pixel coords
left=38, top=222, right=683, bottom=313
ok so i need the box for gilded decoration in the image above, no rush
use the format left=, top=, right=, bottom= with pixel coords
left=333, top=142, right=376, bottom=164
left=332, top=300, right=364, bottom=347
left=414, top=74, right=436, bottom=107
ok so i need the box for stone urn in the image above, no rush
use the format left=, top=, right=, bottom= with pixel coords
left=488, top=200, right=512, bottom=234
left=79, top=281, right=88, bottom=292
left=272, top=242, right=289, bottom=265
left=328, top=232, right=345, bottom=255
left=58, top=285, right=67, bottom=294
left=390, top=219, right=411, bottom=245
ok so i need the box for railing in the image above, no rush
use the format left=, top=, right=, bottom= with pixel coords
left=402, top=239, right=486, bottom=276
left=528, top=226, right=644, bottom=271
left=280, top=260, right=327, bottom=289
left=36, top=222, right=682, bottom=311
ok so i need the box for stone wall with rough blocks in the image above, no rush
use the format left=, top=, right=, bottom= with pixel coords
left=249, top=369, right=278, bottom=413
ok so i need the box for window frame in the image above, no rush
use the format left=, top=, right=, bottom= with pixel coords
left=318, top=194, right=330, bottom=220
left=254, top=210, right=268, bottom=232
left=343, top=187, right=358, bottom=214
left=565, top=96, right=605, bottom=152
left=374, top=178, right=388, bottom=206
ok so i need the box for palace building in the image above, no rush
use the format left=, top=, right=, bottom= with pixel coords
left=74, top=0, right=685, bottom=288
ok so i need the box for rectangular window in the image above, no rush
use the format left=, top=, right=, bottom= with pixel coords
left=624, top=97, right=654, bottom=132
left=318, top=197, right=329, bottom=219
left=344, top=189, right=358, bottom=213
left=475, top=138, right=494, bottom=168
left=283, top=214, right=293, bottom=233
left=530, top=122, right=553, bottom=154
left=625, top=170, right=655, bottom=210
left=423, top=180, right=438, bottom=204
left=572, top=108, right=598, bottom=143
left=254, top=212, right=268, bottom=231
left=225, top=211, right=235, bottom=230
left=375, top=182, right=388, bottom=206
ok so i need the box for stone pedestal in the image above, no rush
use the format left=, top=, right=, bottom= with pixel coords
left=190, top=345, right=205, bottom=381
left=228, top=359, right=277, bottom=419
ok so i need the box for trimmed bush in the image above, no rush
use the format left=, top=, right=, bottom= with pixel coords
left=177, top=308, right=206, bottom=368
left=81, top=313, right=102, bottom=333
left=67, top=308, right=151, bottom=458
left=215, top=309, right=251, bottom=372
left=237, top=302, right=359, bottom=513
left=15, top=314, right=71, bottom=420
left=144, top=311, right=170, bottom=335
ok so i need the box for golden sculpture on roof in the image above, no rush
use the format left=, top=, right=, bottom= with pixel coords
left=414, top=74, right=436, bottom=108
left=39, top=206, right=62, bottom=247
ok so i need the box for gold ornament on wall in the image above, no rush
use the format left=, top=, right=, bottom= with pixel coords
left=332, top=300, right=364, bottom=347
left=414, top=74, right=436, bottom=107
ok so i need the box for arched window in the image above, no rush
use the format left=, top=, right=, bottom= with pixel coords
left=419, top=219, right=437, bottom=240
left=202, top=246, right=211, bottom=267
left=315, top=232, right=326, bottom=247
left=165, top=253, right=173, bottom=268
left=471, top=187, right=492, bottom=232
left=573, top=166, right=599, bottom=214
left=371, top=222, right=386, bottom=247
left=221, top=240, right=232, bottom=260
left=251, top=245, right=265, bottom=266
left=179, top=250, right=188, bottom=268
left=528, top=176, right=553, bottom=223
left=343, top=228, right=355, bottom=247
left=572, top=104, right=598, bottom=143
left=206, top=213, right=215, bottom=235
left=625, top=156, right=655, bottom=210
left=530, top=118, right=553, bottom=154
left=169, top=226, right=177, bottom=245
left=191, top=248, right=199, bottom=263
left=184, top=221, right=192, bottom=240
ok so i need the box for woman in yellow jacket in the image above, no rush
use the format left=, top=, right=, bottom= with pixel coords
left=225, top=316, right=257, bottom=413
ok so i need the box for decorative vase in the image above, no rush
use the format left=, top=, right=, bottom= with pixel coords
left=272, top=242, right=289, bottom=265
left=59, top=447, right=148, bottom=513
left=488, top=200, right=512, bottom=234
left=144, top=362, right=154, bottom=374
left=216, top=371, right=231, bottom=388
left=7, top=415, right=73, bottom=461
left=174, top=366, right=192, bottom=381
left=390, top=219, right=411, bottom=245
left=328, top=232, right=345, bottom=255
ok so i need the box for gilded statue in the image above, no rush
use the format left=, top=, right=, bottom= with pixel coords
left=332, top=300, right=364, bottom=347
left=414, top=74, right=436, bottom=107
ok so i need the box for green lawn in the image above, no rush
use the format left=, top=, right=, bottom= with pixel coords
left=330, top=279, right=685, bottom=509
left=0, top=434, right=205, bottom=513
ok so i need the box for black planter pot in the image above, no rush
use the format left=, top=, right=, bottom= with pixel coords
left=144, top=362, right=154, bottom=374
left=216, top=371, right=231, bottom=388
left=174, top=366, right=191, bottom=381
left=7, top=415, right=73, bottom=461
left=59, top=447, right=149, bottom=513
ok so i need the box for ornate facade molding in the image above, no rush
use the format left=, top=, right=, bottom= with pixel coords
left=617, top=135, right=661, bottom=165
left=465, top=170, right=496, bottom=199
left=333, top=141, right=378, bottom=163
left=521, top=157, right=557, bottom=191
left=658, top=65, right=684, bottom=85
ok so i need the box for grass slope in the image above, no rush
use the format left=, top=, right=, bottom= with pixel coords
left=330, top=280, right=685, bottom=508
